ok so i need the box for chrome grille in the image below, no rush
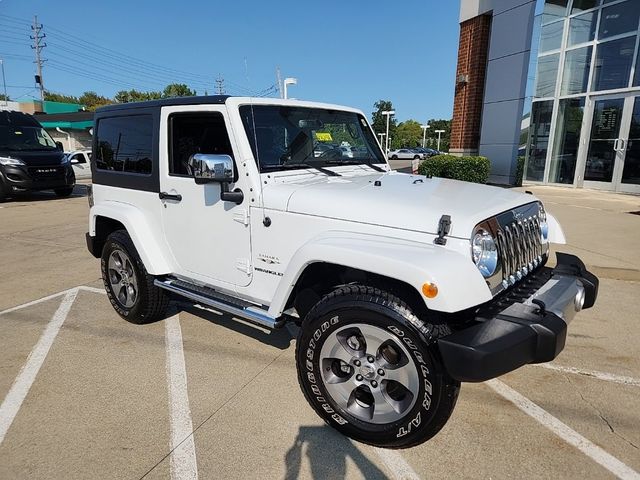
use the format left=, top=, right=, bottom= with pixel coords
left=495, top=209, right=545, bottom=288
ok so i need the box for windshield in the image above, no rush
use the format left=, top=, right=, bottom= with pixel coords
left=240, top=105, right=385, bottom=172
left=0, top=125, right=58, bottom=151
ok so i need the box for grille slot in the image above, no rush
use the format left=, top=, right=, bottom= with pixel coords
left=496, top=214, right=544, bottom=287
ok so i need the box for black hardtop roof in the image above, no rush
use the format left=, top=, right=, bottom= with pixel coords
left=95, top=95, right=230, bottom=114
left=0, top=110, right=42, bottom=127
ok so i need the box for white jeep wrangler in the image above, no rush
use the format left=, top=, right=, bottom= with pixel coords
left=86, top=96, right=599, bottom=448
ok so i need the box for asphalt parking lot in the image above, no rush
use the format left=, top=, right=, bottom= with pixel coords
left=1, top=184, right=639, bottom=479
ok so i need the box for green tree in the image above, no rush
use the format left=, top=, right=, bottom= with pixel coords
left=44, top=91, right=80, bottom=103
left=114, top=89, right=162, bottom=103
left=78, top=91, right=112, bottom=111
left=0, top=94, right=9, bottom=101
left=162, top=83, right=196, bottom=98
left=424, top=118, right=452, bottom=152
left=371, top=100, right=397, bottom=145
left=392, top=120, right=423, bottom=149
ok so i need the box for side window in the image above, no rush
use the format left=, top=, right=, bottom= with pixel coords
left=95, top=115, right=153, bottom=175
left=71, top=153, right=86, bottom=164
left=169, top=112, right=234, bottom=176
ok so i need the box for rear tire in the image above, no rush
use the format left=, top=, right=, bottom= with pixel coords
left=101, top=230, right=169, bottom=324
left=54, top=186, right=74, bottom=197
left=296, top=285, right=460, bottom=449
left=391, top=155, right=398, bottom=160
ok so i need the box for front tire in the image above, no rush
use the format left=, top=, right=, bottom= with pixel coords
left=296, top=285, right=460, bottom=449
left=101, top=230, right=169, bottom=324
left=54, top=186, right=74, bottom=197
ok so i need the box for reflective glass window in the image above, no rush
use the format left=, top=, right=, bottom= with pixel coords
left=525, top=100, right=554, bottom=181
left=598, top=1, right=640, bottom=40
left=536, top=53, right=560, bottom=97
left=571, top=0, right=599, bottom=14
left=635, top=45, right=640, bottom=86
left=621, top=97, right=640, bottom=185
left=592, top=36, right=636, bottom=91
left=540, top=21, right=564, bottom=52
left=561, top=46, right=592, bottom=94
left=568, top=11, right=597, bottom=45
left=584, top=98, right=624, bottom=182
left=96, top=115, right=153, bottom=174
left=548, top=98, right=585, bottom=183
left=543, top=0, right=568, bottom=24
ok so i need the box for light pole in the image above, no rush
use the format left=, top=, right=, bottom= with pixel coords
left=382, top=110, right=395, bottom=154
left=435, top=129, right=445, bottom=151
left=0, top=59, right=7, bottom=106
left=421, top=124, right=430, bottom=148
left=377, top=132, right=386, bottom=149
left=283, top=77, right=297, bottom=99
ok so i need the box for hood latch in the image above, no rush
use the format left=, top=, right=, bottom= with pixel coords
left=434, top=215, right=451, bottom=245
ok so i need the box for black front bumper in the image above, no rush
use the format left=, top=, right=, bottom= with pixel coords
left=0, top=164, right=75, bottom=194
left=438, top=253, right=598, bottom=382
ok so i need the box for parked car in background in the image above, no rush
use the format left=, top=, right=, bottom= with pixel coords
left=65, top=149, right=92, bottom=180
left=0, top=110, right=75, bottom=201
left=413, top=147, right=439, bottom=157
left=388, top=148, right=424, bottom=160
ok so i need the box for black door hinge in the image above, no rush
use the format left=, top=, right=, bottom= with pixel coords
left=434, top=215, right=451, bottom=245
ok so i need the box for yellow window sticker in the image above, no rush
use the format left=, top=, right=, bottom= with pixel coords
left=315, top=132, right=333, bottom=142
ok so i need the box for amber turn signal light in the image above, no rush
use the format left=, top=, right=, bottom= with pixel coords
left=422, top=282, right=438, bottom=298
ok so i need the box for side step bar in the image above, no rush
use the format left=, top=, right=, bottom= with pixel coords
left=154, top=278, right=282, bottom=329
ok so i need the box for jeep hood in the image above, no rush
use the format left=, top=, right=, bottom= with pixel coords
left=269, top=172, right=538, bottom=239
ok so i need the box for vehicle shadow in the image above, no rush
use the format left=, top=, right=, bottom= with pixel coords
left=0, top=184, right=89, bottom=203
left=176, top=303, right=294, bottom=350
left=284, top=425, right=389, bottom=480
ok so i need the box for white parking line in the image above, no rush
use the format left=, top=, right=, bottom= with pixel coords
left=165, top=315, right=198, bottom=480
left=534, top=363, right=640, bottom=387
left=0, top=288, right=74, bottom=316
left=487, top=379, right=640, bottom=480
left=77, top=285, right=107, bottom=295
left=0, top=289, right=78, bottom=444
left=374, top=447, right=421, bottom=480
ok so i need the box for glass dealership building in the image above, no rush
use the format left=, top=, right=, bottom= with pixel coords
left=452, top=0, right=640, bottom=193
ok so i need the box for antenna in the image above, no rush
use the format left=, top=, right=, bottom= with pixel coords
left=245, top=58, right=267, bottom=224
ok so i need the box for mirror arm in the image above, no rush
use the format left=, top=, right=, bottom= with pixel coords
left=220, top=182, right=244, bottom=205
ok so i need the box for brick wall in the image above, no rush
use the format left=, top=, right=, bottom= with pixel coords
left=450, top=14, right=492, bottom=154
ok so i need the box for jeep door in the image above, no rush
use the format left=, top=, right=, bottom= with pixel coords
left=159, top=106, right=252, bottom=287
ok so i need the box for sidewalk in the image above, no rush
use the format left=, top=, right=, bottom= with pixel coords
left=515, top=185, right=640, bottom=281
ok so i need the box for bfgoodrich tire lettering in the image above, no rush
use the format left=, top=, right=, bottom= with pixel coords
left=296, top=285, right=460, bottom=449
left=101, top=230, right=169, bottom=324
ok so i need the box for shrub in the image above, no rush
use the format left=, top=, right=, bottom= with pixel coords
left=417, top=154, right=490, bottom=184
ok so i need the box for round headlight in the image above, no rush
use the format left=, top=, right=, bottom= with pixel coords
left=472, top=229, right=498, bottom=278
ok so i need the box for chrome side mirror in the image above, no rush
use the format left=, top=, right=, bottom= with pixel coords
left=188, top=154, right=234, bottom=185
left=187, top=153, right=244, bottom=205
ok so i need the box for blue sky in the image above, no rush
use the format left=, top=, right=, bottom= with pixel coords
left=0, top=0, right=460, bottom=122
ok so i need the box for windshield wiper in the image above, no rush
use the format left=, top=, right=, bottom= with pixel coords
left=322, top=159, right=385, bottom=172
left=266, top=163, right=341, bottom=176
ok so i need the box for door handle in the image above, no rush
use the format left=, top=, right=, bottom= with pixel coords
left=159, top=192, right=182, bottom=202
left=613, top=138, right=620, bottom=151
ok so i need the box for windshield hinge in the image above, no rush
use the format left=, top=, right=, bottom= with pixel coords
left=434, top=215, right=451, bottom=245
left=233, top=209, right=250, bottom=226
left=236, top=258, right=252, bottom=275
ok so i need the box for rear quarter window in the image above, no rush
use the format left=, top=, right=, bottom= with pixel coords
left=95, top=115, right=153, bottom=175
